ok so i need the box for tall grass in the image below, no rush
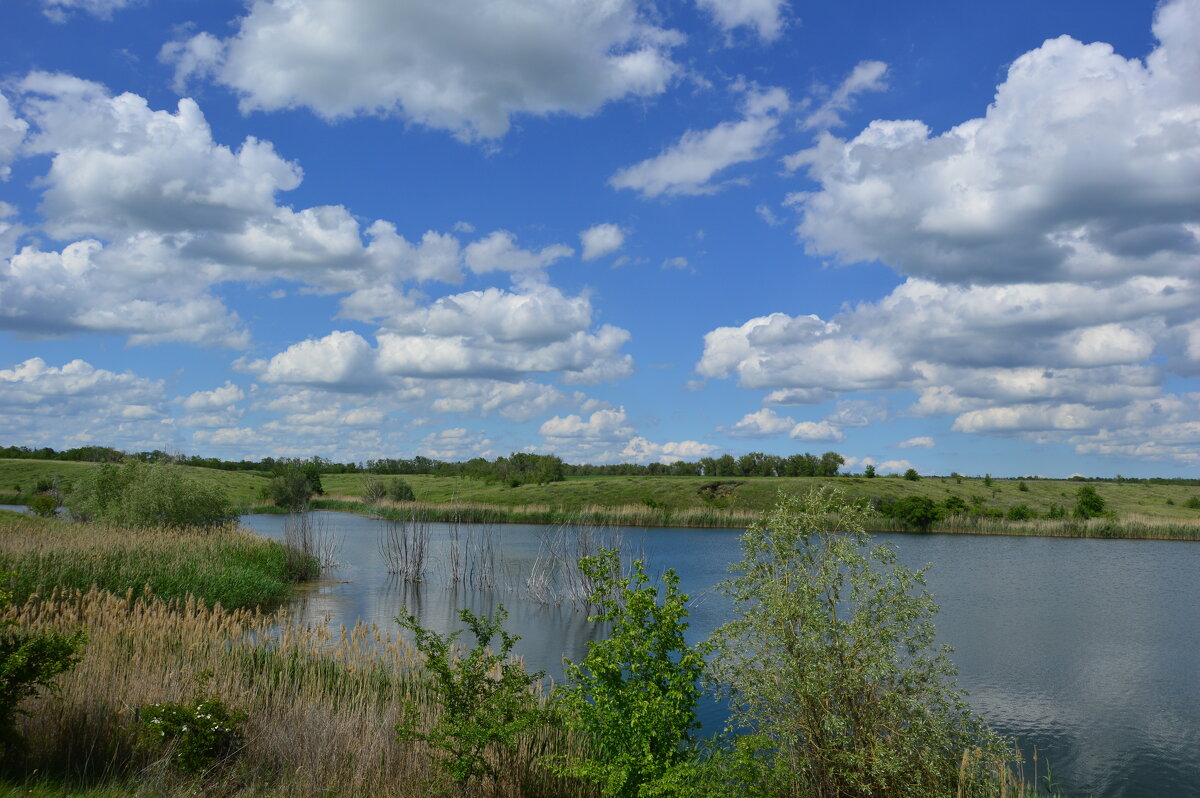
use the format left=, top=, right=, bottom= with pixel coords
left=1, top=588, right=589, bottom=797
left=0, top=516, right=317, bottom=609
left=873, top=513, right=1200, bottom=541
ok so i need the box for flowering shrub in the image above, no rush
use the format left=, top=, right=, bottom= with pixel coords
left=138, top=695, right=246, bottom=773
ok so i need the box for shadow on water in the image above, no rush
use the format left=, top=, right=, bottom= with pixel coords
left=241, top=510, right=1199, bottom=798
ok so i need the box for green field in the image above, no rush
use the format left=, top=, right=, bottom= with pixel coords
left=4, top=458, right=1199, bottom=538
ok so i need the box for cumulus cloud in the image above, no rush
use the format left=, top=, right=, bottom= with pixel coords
left=897, top=436, right=935, bottom=449
left=723, top=408, right=794, bottom=437
left=700, top=3, right=1200, bottom=465
left=620, top=437, right=719, bottom=464
left=540, top=408, right=636, bottom=441
left=463, top=231, right=573, bottom=274
left=419, top=428, right=494, bottom=460
left=580, top=223, right=626, bottom=260
left=181, top=381, right=246, bottom=412
left=788, top=420, right=843, bottom=441
left=0, top=94, right=27, bottom=180
left=0, top=357, right=172, bottom=451
left=610, top=85, right=788, bottom=197
left=163, top=0, right=683, bottom=140
left=801, top=60, right=888, bottom=131
left=261, top=331, right=383, bottom=391
left=784, top=12, right=1200, bottom=285
left=695, top=0, right=788, bottom=42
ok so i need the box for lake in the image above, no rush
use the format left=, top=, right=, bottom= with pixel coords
left=248, top=511, right=1197, bottom=796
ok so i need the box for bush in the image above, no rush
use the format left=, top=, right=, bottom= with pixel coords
left=0, top=586, right=86, bottom=756
left=361, top=474, right=387, bottom=504
left=1074, top=485, right=1107, bottom=519
left=891, top=495, right=940, bottom=530
left=1018, top=481, right=1029, bottom=492
left=1006, top=503, right=1036, bottom=521
left=387, top=478, right=415, bottom=503
left=940, top=496, right=969, bottom=516
left=265, top=469, right=315, bottom=509
left=903, top=468, right=920, bottom=481
left=1045, top=503, right=1067, bottom=519
left=1185, top=496, right=1200, bottom=510
left=138, top=691, right=246, bottom=774
left=709, top=488, right=1013, bottom=797
left=28, top=495, right=58, bottom=518
left=551, top=549, right=708, bottom=797
left=396, top=604, right=546, bottom=789
left=67, top=462, right=232, bottom=528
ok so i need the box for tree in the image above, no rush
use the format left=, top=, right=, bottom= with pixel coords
left=551, top=550, right=708, bottom=797
left=863, top=464, right=876, bottom=478
left=903, top=467, right=920, bottom=481
left=265, top=468, right=315, bottom=509
left=709, top=488, right=1011, bottom=797
left=1074, top=485, right=1107, bottom=519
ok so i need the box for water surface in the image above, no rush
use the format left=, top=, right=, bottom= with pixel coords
left=238, top=512, right=1199, bottom=797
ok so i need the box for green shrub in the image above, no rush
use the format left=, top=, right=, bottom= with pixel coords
left=361, top=474, right=387, bottom=504
left=387, top=478, right=415, bottom=503
left=1185, top=496, right=1200, bottom=510
left=1006, top=503, right=1036, bottom=521
left=891, top=495, right=940, bottom=530
left=1074, top=485, right=1107, bottom=519
left=67, top=462, right=232, bottom=528
left=551, top=550, right=708, bottom=797
left=0, top=586, right=86, bottom=756
left=1045, top=503, right=1067, bottom=519
left=940, top=496, right=969, bottom=515
left=28, top=495, right=58, bottom=518
left=265, top=469, right=314, bottom=509
left=1018, top=481, right=1029, bottom=492
left=138, top=689, right=246, bottom=774
left=903, top=468, right=920, bottom=481
left=709, top=488, right=1014, bottom=797
left=395, top=604, right=546, bottom=789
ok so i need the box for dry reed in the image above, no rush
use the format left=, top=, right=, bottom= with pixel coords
left=3, top=587, right=591, bottom=797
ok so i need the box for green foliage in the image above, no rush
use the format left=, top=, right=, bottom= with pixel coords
left=387, top=478, right=416, bottom=502
left=891, top=495, right=940, bottom=529
left=361, top=474, right=387, bottom=504
left=265, top=468, right=315, bottom=509
left=1017, top=480, right=1029, bottom=492
left=0, top=585, right=86, bottom=757
left=1006, top=503, right=1036, bottom=521
left=551, top=549, right=708, bottom=797
left=1074, top=485, right=1107, bottom=519
left=66, top=462, right=233, bottom=528
left=983, top=473, right=993, bottom=488
left=1185, top=496, right=1200, bottom=510
left=903, top=468, right=920, bottom=482
left=863, top=464, right=876, bottom=478
left=709, top=488, right=1013, bottom=798
left=940, top=495, right=970, bottom=515
left=396, top=604, right=546, bottom=789
left=138, top=677, right=246, bottom=774
left=28, top=495, right=58, bottom=518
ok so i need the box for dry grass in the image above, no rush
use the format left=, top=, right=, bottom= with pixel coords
left=3, top=588, right=589, bottom=797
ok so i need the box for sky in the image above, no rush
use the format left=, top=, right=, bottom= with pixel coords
left=0, top=0, right=1197, bottom=477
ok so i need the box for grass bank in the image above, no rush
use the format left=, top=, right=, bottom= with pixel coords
left=0, top=515, right=317, bottom=609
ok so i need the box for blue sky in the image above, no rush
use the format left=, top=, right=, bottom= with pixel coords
left=1, top=0, right=1197, bottom=476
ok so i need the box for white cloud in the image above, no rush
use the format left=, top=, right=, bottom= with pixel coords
left=801, top=60, right=888, bottom=131
left=463, top=231, right=573, bottom=274
left=695, top=0, right=788, bottom=42
left=40, top=0, right=136, bottom=22
left=724, top=408, right=794, bottom=437
left=164, top=0, right=683, bottom=140
left=0, top=94, right=28, bottom=180
left=181, top=381, right=246, bottom=412
left=610, top=86, right=788, bottom=197
left=788, top=421, right=844, bottom=441
left=0, top=357, right=173, bottom=451
left=419, top=428, right=494, bottom=460
left=785, top=14, right=1200, bottom=285
left=261, top=331, right=382, bottom=391
left=619, top=437, right=719, bottom=464
left=897, top=436, right=935, bottom=449
left=580, top=223, right=626, bottom=260
left=540, top=408, right=635, bottom=441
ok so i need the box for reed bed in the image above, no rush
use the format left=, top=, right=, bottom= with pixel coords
left=2, top=587, right=591, bottom=797
left=871, top=513, right=1200, bottom=541
left=310, top=497, right=760, bottom=529
left=0, top=516, right=317, bottom=609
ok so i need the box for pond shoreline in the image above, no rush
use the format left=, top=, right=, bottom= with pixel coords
left=244, top=497, right=1200, bottom=541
